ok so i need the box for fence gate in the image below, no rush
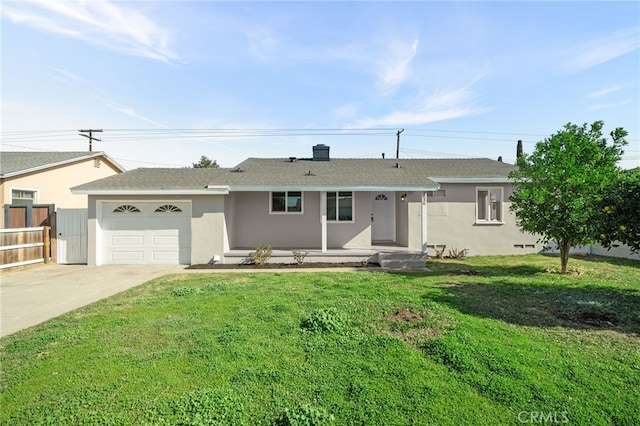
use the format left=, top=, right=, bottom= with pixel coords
left=57, top=209, right=88, bottom=264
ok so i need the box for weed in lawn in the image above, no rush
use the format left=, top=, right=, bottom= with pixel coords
left=300, top=308, right=349, bottom=334
left=274, top=403, right=335, bottom=426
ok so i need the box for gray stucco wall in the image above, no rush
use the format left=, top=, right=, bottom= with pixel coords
left=426, top=183, right=541, bottom=256
left=229, top=191, right=373, bottom=249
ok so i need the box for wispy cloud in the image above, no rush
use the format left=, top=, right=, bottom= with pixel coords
left=586, top=86, right=623, bottom=98
left=299, top=36, right=420, bottom=95
left=94, top=96, right=169, bottom=128
left=374, top=39, right=419, bottom=94
left=562, top=27, right=639, bottom=72
left=346, top=78, right=489, bottom=128
left=591, top=100, right=631, bottom=110
left=2, top=0, right=177, bottom=64
left=53, top=68, right=90, bottom=84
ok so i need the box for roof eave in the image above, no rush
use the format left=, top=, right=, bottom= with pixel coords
left=227, top=184, right=440, bottom=192
left=2, top=152, right=126, bottom=178
left=430, top=177, right=512, bottom=183
left=72, top=188, right=230, bottom=195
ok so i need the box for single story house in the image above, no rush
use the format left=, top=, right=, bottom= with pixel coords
left=72, top=145, right=540, bottom=265
left=1, top=151, right=124, bottom=228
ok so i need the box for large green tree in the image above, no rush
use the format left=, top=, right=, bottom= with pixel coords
left=192, top=155, right=219, bottom=168
left=509, top=121, right=628, bottom=273
left=596, top=168, right=640, bottom=253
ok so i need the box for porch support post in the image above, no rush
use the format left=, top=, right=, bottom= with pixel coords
left=420, top=192, right=427, bottom=253
left=320, top=191, right=327, bottom=253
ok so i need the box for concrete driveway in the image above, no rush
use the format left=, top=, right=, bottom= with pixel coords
left=0, top=264, right=186, bottom=338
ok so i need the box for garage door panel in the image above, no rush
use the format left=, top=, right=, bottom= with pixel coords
left=152, top=234, right=180, bottom=245
left=110, top=251, right=144, bottom=262
left=152, top=251, right=180, bottom=262
left=110, top=235, right=145, bottom=246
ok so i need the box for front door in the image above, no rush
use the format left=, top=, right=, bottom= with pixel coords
left=371, top=192, right=395, bottom=242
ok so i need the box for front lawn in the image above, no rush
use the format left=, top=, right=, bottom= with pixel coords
left=1, top=255, right=639, bottom=425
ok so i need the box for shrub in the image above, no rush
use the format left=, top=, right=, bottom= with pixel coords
left=300, top=308, right=348, bottom=333
left=448, top=248, right=468, bottom=259
left=274, top=403, right=334, bottom=426
left=250, top=244, right=272, bottom=265
left=292, top=250, right=309, bottom=267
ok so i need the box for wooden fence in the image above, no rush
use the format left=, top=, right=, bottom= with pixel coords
left=0, top=227, right=51, bottom=270
left=4, top=204, right=54, bottom=228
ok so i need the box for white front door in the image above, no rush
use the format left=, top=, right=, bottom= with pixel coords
left=57, top=209, right=88, bottom=264
left=371, top=192, right=396, bottom=242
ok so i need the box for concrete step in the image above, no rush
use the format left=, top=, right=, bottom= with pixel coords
left=377, top=252, right=427, bottom=269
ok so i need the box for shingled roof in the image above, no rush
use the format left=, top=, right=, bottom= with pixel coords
left=72, top=157, right=516, bottom=194
left=0, top=151, right=124, bottom=178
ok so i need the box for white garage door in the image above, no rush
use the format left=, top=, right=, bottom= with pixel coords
left=102, top=202, right=191, bottom=265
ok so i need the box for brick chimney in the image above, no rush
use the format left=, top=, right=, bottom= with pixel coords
left=312, top=144, right=330, bottom=161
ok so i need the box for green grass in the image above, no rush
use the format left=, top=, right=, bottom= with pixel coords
left=1, top=254, right=639, bottom=425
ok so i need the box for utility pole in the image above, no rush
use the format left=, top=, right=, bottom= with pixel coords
left=395, top=128, right=404, bottom=159
left=79, top=129, right=103, bottom=152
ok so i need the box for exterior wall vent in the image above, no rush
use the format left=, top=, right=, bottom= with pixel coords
left=312, top=144, right=330, bottom=161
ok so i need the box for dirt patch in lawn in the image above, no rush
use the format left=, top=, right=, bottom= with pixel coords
left=388, top=308, right=422, bottom=323
left=186, top=262, right=381, bottom=270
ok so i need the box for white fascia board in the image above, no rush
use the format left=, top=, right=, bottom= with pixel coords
left=430, top=177, right=512, bottom=183
left=72, top=188, right=229, bottom=195
left=3, top=152, right=117, bottom=178
left=228, top=184, right=440, bottom=192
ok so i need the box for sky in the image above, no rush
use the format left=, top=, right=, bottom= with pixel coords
left=1, top=0, right=639, bottom=170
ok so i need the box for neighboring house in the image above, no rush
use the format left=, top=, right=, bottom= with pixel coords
left=72, top=144, right=541, bottom=266
left=0, top=151, right=124, bottom=227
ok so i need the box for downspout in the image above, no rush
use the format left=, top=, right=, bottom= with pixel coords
left=320, top=191, right=327, bottom=252
left=421, top=192, right=427, bottom=253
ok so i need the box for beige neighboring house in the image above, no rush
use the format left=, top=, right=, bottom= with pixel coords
left=0, top=151, right=124, bottom=227
left=72, top=145, right=541, bottom=266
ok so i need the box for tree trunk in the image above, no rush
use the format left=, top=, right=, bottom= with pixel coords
left=559, top=240, right=571, bottom=274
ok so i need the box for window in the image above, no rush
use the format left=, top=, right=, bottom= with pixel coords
left=271, top=191, right=302, bottom=213
left=113, top=204, right=141, bottom=213
left=476, top=187, right=503, bottom=223
left=11, top=189, right=36, bottom=206
left=374, top=194, right=388, bottom=201
left=155, top=204, right=182, bottom=213
left=327, top=191, right=353, bottom=221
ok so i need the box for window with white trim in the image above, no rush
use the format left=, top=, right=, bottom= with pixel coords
left=271, top=191, right=303, bottom=213
left=155, top=204, right=182, bottom=213
left=476, top=187, right=503, bottom=223
left=113, top=204, right=141, bottom=213
left=327, top=191, right=353, bottom=221
left=11, top=189, right=37, bottom=206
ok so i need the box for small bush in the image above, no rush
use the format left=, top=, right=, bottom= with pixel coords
left=274, top=403, right=334, bottom=426
left=171, top=287, right=199, bottom=297
left=448, top=248, right=468, bottom=259
left=292, top=250, right=309, bottom=266
left=300, top=308, right=348, bottom=333
left=251, top=244, right=272, bottom=265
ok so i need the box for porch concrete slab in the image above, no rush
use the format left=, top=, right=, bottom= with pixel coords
left=0, top=264, right=184, bottom=338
